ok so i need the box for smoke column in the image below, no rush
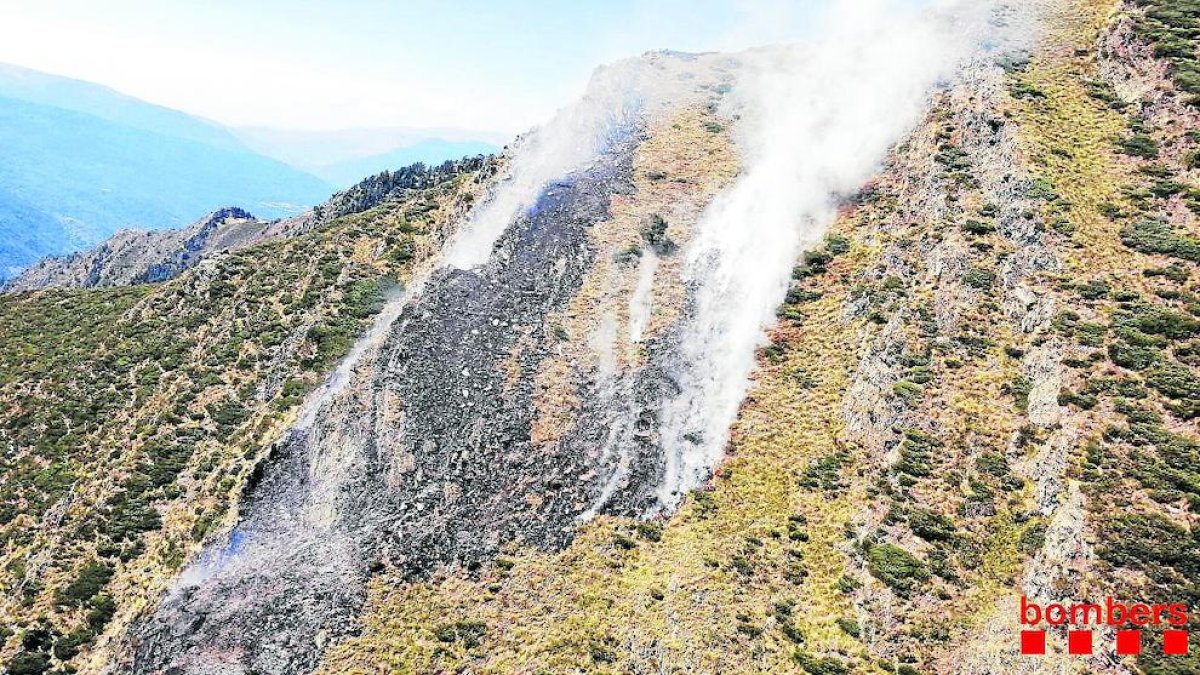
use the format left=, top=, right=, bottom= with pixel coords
left=653, top=0, right=1000, bottom=508
left=293, top=50, right=737, bottom=431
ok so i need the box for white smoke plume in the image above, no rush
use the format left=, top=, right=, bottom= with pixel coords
left=443, top=52, right=737, bottom=269
left=653, top=0, right=1007, bottom=509
left=293, top=50, right=738, bottom=429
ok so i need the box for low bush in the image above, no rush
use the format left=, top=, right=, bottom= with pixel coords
left=867, top=543, right=930, bottom=596
left=1121, top=220, right=1200, bottom=262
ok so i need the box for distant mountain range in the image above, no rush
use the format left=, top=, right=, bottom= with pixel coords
left=0, top=64, right=331, bottom=279
left=0, top=63, right=504, bottom=279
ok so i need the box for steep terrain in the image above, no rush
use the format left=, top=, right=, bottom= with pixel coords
left=4, top=208, right=275, bottom=292
left=0, top=158, right=495, bottom=674
left=0, top=0, right=1198, bottom=674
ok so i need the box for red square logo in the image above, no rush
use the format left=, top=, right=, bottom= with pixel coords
left=1021, top=630, right=1046, bottom=655
left=1116, top=629, right=1141, bottom=655
left=1068, top=630, right=1093, bottom=655
left=1164, top=630, right=1189, bottom=655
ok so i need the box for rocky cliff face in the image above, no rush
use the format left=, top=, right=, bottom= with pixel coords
left=1, top=1, right=1197, bottom=674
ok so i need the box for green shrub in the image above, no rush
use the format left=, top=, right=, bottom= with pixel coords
left=893, top=380, right=923, bottom=402
left=1077, top=278, right=1111, bottom=300
left=1028, top=177, right=1060, bottom=201
left=786, top=287, right=823, bottom=304
left=837, top=574, right=862, bottom=594
left=1121, top=220, right=1200, bottom=262
left=86, top=594, right=117, bottom=630
left=1003, top=375, right=1032, bottom=411
left=1109, top=342, right=1161, bottom=370
left=56, top=560, right=113, bottom=606
left=896, top=430, right=940, bottom=478
left=867, top=543, right=930, bottom=596
left=343, top=279, right=387, bottom=319
left=432, top=619, right=487, bottom=648
left=1098, top=512, right=1199, bottom=588
left=640, top=214, right=677, bottom=255
left=800, top=451, right=848, bottom=491
left=793, top=650, right=849, bottom=675
left=614, top=244, right=642, bottom=264
left=908, top=508, right=958, bottom=542
left=963, top=267, right=996, bottom=289
left=1117, top=134, right=1160, bottom=158
left=836, top=617, right=861, bottom=637
left=1118, top=304, right=1200, bottom=340
left=612, top=534, right=637, bottom=550
left=52, top=629, right=92, bottom=661
left=793, top=250, right=832, bottom=279
left=1146, top=362, right=1200, bottom=401
left=975, top=452, right=1009, bottom=477
left=825, top=234, right=851, bottom=255
left=636, top=522, right=662, bottom=542
left=1020, top=522, right=1047, bottom=554
left=386, top=238, right=416, bottom=263
left=962, top=219, right=996, bottom=235
left=6, top=652, right=50, bottom=675
left=1010, top=81, right=1045, bottom=100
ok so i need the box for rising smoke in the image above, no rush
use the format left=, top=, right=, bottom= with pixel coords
left=131, top=3, right=1038, bottom=670
left=652, top=0, right=1014, bottom=509
left=443, top=51, right=739, bottom=270
left=292, top=48, right=742, bottom=430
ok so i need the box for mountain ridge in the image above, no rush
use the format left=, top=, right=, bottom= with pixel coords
left=0, top=62, right=246, bottom=151
left=0, top=66, right=332, bottom=280
left=0, top=94, right=332, bottom=281
left=0, top=0, right=1198, bottom=673
left=3, top=160, right=490, bottom=294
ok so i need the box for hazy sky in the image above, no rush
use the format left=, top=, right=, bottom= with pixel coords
left=0, top=0, right=832, bottom=135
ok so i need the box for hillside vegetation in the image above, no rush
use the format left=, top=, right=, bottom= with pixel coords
left=0, top=161, right=493, bottom=674
left=315, top=0, right=1200, bottom=672
left=0, top=0, right=1197, bottom=673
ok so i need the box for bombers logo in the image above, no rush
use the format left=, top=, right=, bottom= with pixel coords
left=1019, top=596, right=1190, bottom=656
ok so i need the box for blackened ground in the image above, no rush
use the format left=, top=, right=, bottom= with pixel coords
left=122, top=130, right=690, bottom=674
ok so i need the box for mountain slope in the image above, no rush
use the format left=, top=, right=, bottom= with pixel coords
left=3, top=207, right=278, bottom=292
left=0, top=62, right=245, bottom=151
left=316, top=2, right=1200, bottom=672
left=0, top=71, right=333, bottom=280
left=0, top=158, right=493, bottom=675
left=0, top=187, right=72, bottom=279
left=0, top=0, right=1197, bottom=674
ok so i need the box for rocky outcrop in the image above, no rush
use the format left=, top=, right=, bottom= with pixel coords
left=4, top=159, right=491, bottom=293
left=3, top=207, right=270, bottom=291
left=303, top=158, right=490, bottom=233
